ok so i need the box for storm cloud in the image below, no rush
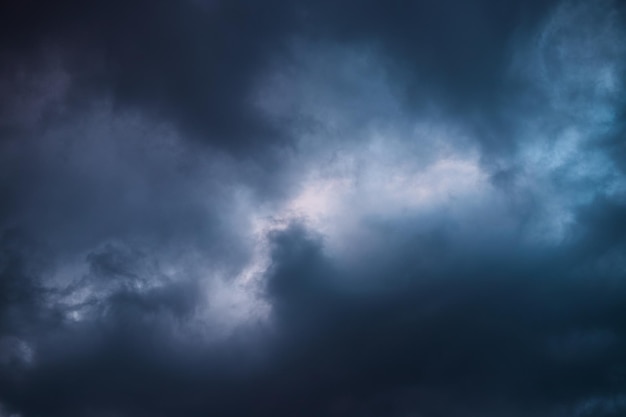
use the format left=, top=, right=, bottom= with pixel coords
left=1, top=0, right=626, bottom=416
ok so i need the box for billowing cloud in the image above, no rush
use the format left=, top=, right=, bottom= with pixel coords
left=1, top=0, right=626, bottom=416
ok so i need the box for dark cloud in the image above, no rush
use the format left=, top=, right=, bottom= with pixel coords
left=0, top=0, right=300, bottom=151
left=302, top=0, right=558, bottom=103
left=0, top=0, right=564, bottom=151
left=261, top=213, right=626, bottom=416
left=1, top=0, right=626, bottom=416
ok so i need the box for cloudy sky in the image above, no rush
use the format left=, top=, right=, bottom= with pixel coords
left=1, top=1, right=626, bottom=416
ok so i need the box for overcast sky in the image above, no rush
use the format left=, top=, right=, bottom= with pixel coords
left=1, top=1, right=626, bottom=416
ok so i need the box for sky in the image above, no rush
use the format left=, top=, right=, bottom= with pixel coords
left=1, top=0, right=626, bottom=416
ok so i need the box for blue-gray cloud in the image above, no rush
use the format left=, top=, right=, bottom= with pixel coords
left=1, top=1, right=626, bottom=416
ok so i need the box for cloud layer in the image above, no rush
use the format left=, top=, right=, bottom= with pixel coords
left=1, top=1, right=626, bottom=416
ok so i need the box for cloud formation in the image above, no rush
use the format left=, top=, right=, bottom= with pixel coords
left=1, top=0, right=626, bottom=416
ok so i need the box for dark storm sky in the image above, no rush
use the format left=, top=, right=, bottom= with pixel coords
left=1, top=1, right=626, bottom=416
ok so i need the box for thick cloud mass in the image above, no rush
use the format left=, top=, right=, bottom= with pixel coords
left=1, top=1, right=626, bottom=416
